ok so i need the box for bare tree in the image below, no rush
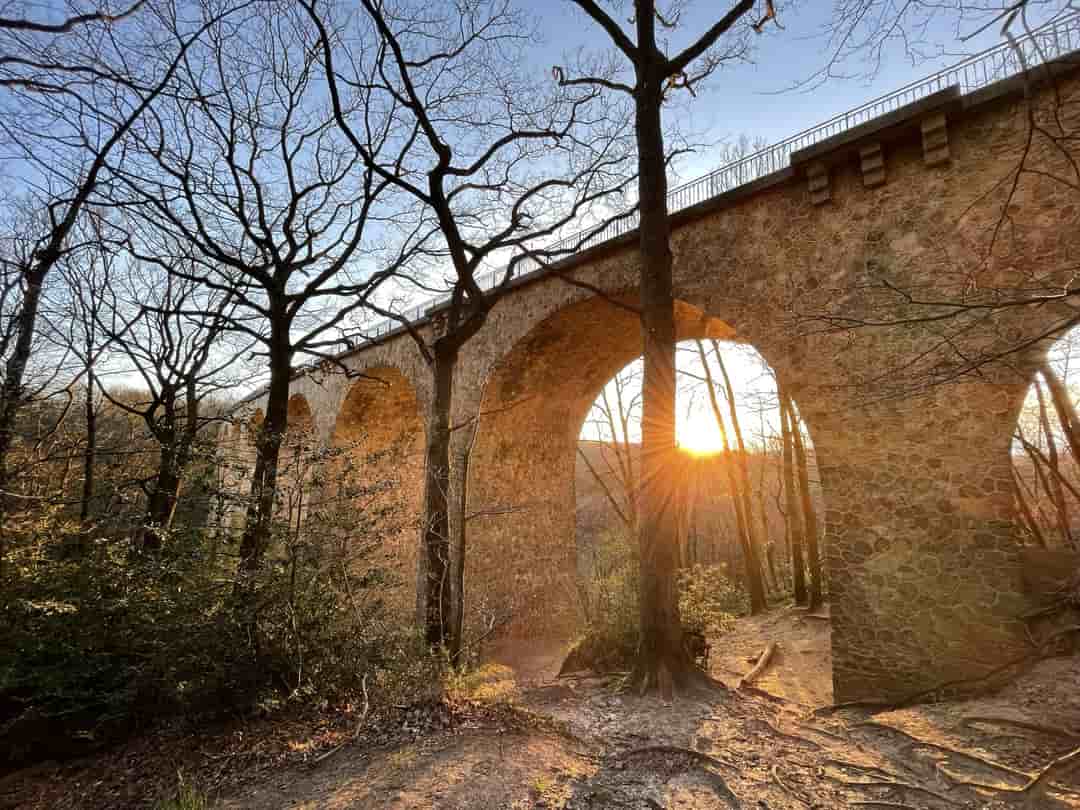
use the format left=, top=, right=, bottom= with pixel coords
left=580, top=365, right=642, bottom=534
left=1040, top=359, right=1080, bottom=467
left=0, top=1, right=143, bottom=35
left=778, top=382, right=808, bottom=605
left=0, top=0, right=245, bottom=572
left=557, top=0, right=776, bottom=691
left=785, top=396, right=823, bottom=610
left=92, top=248, right=243, bottom=550
left=107, top=1, right=410, bottom=594
left=1013, top=347, right=1080, bottom=549
left=47, top=223, right=116, bottom=534
left=305, top=0, right=635, bottom=655
left=694, top=339, right=767, bottom=613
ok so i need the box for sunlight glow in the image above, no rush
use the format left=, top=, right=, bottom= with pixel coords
left=677, top=409, right=725, bottom=455
left=579, top=340, right=783, bottom=454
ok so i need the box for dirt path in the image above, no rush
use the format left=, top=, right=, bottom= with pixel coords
left=216, top=609, right=1080, bottom=809
left=706, top=604, right=833, bottom=707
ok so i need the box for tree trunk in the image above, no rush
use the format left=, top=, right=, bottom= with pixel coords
left=1035, top=379, right=1072, bottom=546
left=763, top=538, right=779, bottom=595
left=1041, top=361, right=1080, bottom=466
left=612, top=381, right=640, bottom=531
left=1019, top=424, right=1054, bottom=526
left=236, top=331, right=291, bottom=588
left=142, top=442, right=180, bottom=551
left=78, top=370, right=97, bottom=549
left=1013, top=463, right=1048, bottom=547
left=713, top=341, right=770, bottom=604
left=447, top=417, right=474, bottom=663
left=688, top=504, right=699, bottom=566
left=755, top=413, right=779, bottom=593
left=674, top=452, right=692, bottom=569
left=633, top=44, right=691, bottom=691
left=0, top=262, right=48, bottom=575
left=779, top=390, right=807, bottom=605
left=141, top=384, right=200, bottom=551
left=789, top=402, right=822, bottom=610
left=419, top=343, right=456, bottom=648
left=696, top=340, right=767, bottom=613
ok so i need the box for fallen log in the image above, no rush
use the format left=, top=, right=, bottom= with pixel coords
left=737, top=641, right=777, bottom=689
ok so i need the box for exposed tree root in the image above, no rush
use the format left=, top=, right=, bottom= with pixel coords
left=958, top=715, right=1080, bottom=741
left=744, top=716, right=822, bottom=751
left=831, top=778, right=962, bottom=807
left=770, top=764, right=812, bottom=806
left=614, top=745, right=735, bottom=772
left=612, top=745, right=741, bottom=806
left=1032, top=625, right=1080, bottom=651
left=629, top=651, right=728, bottom=702
left=821, top=759, right=908, bottom=784
left=795, top=720, right=846, bottom=742
left=988, top=744, right=1080, bottom=807
left=556, top=670, right=629, bottom=681
left=851, top=721, right=1033, bottom=786
left=822, top=756, right=962, bottom=807
left=734, top=683, right=785, bottom=704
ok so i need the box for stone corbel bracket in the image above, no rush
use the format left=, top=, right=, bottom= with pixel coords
left=791, top=85, right=961, bottom=202
left=921, top=112, right=950, bottom=167
left=806, top=162, right=831, bottom=205
left=859, top=142, right=886, bottom=188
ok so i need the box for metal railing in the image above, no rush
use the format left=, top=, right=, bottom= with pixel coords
left=357, top=12, right=1080, bottom=345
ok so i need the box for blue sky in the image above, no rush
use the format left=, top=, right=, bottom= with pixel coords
left=539, top=1, right=1069, bottom=182
left=5, top=0, right=1076, bottom=406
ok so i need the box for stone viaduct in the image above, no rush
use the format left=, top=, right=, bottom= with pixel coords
left=232, top=47, right=1080, bottom=702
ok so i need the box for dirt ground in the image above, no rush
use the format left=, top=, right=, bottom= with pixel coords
left=4, top=606, right=1078, bottom=808
left=216, top=606, right=1080, bottom=809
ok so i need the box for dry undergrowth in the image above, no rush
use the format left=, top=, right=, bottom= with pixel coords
left=3, top=610, right=1079, bottom=809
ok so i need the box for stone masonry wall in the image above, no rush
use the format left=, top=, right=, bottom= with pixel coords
left=236, top=67, right=1080, bottom=702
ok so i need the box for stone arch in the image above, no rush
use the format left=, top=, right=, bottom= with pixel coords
left=573, top=336, right=826, bottom=595
left=329, top=366, right=427, bottom=620
left=229, top=406, right=265, bottom=484
left=671, top=237, right=1042, bottom=699
left=1011, top=326, right=1080, bottom=550
left=287, top=393, right=313, bottom=426
left=465, top=292, right=796, bottom=639
left=465, top=252, right=1036, bottom=703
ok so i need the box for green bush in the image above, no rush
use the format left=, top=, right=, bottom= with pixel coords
left=0, top=534, right=248, bottom=762
left=570, top=528, right=641, bottom=671
left=678, top=563, right=747, bottom=638
left=0, top=440, right=440, bottom=765
left=564, top=530, right=747, bottom=673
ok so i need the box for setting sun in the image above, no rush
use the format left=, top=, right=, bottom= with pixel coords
left=677, top=409, right=725, bottom=455
left=580, top=341, right=782, bottom=455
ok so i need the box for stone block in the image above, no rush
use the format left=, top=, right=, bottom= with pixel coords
left=859, top=142, right=886, bottom=188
